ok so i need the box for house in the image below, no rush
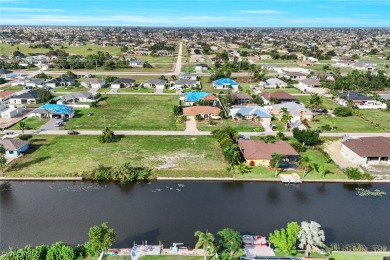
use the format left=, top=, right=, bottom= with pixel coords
left=262, top=64, right=278, bottom=71
left=297, top=78, right=321, bottom=92
left=272, top=102, right=314, bottom=122
left=0, top=138, right=29, bottom=158
left=28, top=104, right=75, bottom=119
left=248, top=56, right=260, bottom=64
left=351, top=61, right=377, bottom=71
left=9, top=90, right=40, bottom=105
left=0, top=69, right=13, bottom=79
left=0, top=90, right=14, bottom=102
left=142, top=79, right=166, bottom=89
left=297, top=61, right=314, bottom=67
left=190, top=54, right=205, bottom=63
left=195, top=64, right=211, bottom=72
left=230, top=106, right=272, bottom=124
left=46, top=77, right=75, bottom=88
left=341, top=137, right=390, bottom=165
left=260, top=78, right=288, bottom=88
left=25, top=78, right=46, bottom=88
left=183, top=106, right=221, bottom=119
left=237, top=140, right=299, bottom=167
left=260, top=55, right=272, bottom=60
left=179, top=73, right=198, bottom=80
left=183, top=91, right=216, bottom=106
left=282, top=72, right=307, bottom=80
left=81, top=78, right=106, bottom=88
left=63, top=92, right=94, bottom=103
left=172, top=79, right=199, bottom=89
left=338, top=91, right=387, bottom=109
left=129, top=60, right=145, bottom=68
left=111, top=78, right=136, bottom=89
left=260, top=91, right=299, bottom=105
left=213, top=78, right=239, bottom=90
left=0, top=104, right=25, bottom=118
left=234, top=93, right=253, bottom=105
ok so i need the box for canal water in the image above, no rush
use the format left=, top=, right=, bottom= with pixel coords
left=1, top=181, right=389, bottom=250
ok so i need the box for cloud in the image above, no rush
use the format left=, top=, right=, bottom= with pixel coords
left=287, top=17, right=390, bottom=26
left=240, top=10, right=285, bottom=14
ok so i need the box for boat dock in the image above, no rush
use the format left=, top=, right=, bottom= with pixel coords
left=280, top=173, right=302, bottom=184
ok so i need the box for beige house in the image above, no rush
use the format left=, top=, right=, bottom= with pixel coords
left=341, top=137, right=390, bottom=165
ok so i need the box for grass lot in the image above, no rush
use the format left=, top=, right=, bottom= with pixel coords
left=117, top=88, right=155, bottom=93
left=52, top=86, right=90, bottom=93
left=65, top=95, right=184, bottom=130
left=140, top=56, right=176, bottom=63
left=359, top=109, right=390, bottom=132
left=308, top=115, right=385, bottom=133
left=236, top=148, right=345, bottom=180
left=196, top=119, right=264, bottom=132
left=140, top=256, right=203, bottom=260
left=294, top=95, right=339, bottom=110
left=0, top=85, right=24, bottom=91
left=5, top=135, right=228, bottom=178
left=9, top=117, right=49, bottom=130
left=261, top=88, right=302, bottom=94
left=0, top=43, right=122, bottom=56
left=330, top=251, right=390, bottom=260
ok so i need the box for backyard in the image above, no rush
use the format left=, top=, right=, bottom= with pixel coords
left=65, top=94, right=184, bottom=130
left=5, top=135, right=229, bottom=178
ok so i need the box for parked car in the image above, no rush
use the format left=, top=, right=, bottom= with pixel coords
left=54, top=121, right=63, bottom=127
left=5, top=131, right=17, bottom=136
left=67, top=130, right=79, bottom=135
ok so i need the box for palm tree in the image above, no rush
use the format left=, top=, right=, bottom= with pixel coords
left=298, top=221, right=326, bottom=257
left=298, top=156, right=315, bottom=178
left=280, top=107, right=293, bottom=131
left=270, top=153, right=284, bottom=177
left=307, top=94, right=323, bottom=113
left=233, top=163, right=251, bottom=175
left=194, top=230, right=215, bottom=260
left=276, top=131, right=285, bottom=140
left=318, top=164, right=330, bottom=178
left=19, top=121, right=27, bottom=135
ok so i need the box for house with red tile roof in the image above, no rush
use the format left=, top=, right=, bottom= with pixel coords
left=183, top=106, right=221, bottom=119
left=341, top=137, right=390, bottom=165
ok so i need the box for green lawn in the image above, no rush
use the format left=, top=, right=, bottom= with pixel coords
left=261, top=88, right=302, bottom=94
left=117, top=88, right=155, bottom=93
left=5, top=135, right=229, bottom=177
left=294, top=95, right=339, bottom=110
left=52, top=86, right=90, bottom=93
left=196, top=119, right=264, bottom=132
left=65, top=95, right=184, bottom=130
left=359, top=109, right=390, bottom=132
left=237, top=148, right=344, bottom=180
left=0, top=85, right=24, bottom=91
left=308, top=115, right=385, bottom=133
left=9, top=117, right=49, bottom=130
left=330, top=251, right=390, bottom=260
left=139, top=56, right=176, bottom=63
left=140, top=256, right=203, bottom=260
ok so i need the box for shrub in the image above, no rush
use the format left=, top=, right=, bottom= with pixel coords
left=321, top=124, right=332, bottom=131
left=290, top=142, right=307, bottom=153
left=344, top=167, right=374, bottom=180
left=292, top=128, right=319, bottom=145
left=99, top=127, right=118, bottom=143
left=19, top=134, right=33, bottom=140
left=334, top=107, right=353, bottom=117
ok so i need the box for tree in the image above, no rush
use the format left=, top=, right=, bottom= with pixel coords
left=99, top=127, right=117, bottom=143
left=318, top=164, right=329, bottom=178
left=19, top=121, right=27, bottom=135
left=233, top=163, right=251, bottom=175
left=333, top=107, right=353, bottom=117
left=217, top=228, right=243, bottom=258
left=307, top=94, right=323, bottom=112
left=276, top=131, right=286, bottom=140
left=298, top=155, right=315, bottom=178
left=195, top=230, right=215, bottom=260
left=269, top=222, right=300, bottom=255
left=46, top=242, right=74, bottom=260
left=270, top=153, right=284, bottom=177
left=298, top=221, right=326, bottom=257
left=85, top=222, right=116, bottom=257
left=292, top=128, right=319, bottom=145
left=37, top=89, right=52, bottom=103
left=280, top=107, right=292, bottom=131
left=195, top=114, right=202, bottom=121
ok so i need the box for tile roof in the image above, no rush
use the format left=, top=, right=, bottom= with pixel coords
left=342, top=137, right=390, bottom=157
left=260, top=91, right=297, bottom=101
left=183, top=106, right=220, bottom=116
left=238, top=140, right=298, bottom=160
left=0, top=90, right=14, bottom=98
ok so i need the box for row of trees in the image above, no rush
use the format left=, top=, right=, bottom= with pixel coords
left=1, top=222, right=116, bottom=260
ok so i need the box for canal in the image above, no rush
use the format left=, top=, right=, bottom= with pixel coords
left=1, top=181, right=389, bottom=250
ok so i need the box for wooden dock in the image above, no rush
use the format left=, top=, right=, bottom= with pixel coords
left=280, top=173, right=302, bottom=184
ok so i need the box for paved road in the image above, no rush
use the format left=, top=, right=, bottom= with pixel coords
left=174, top=41, right=183, bottom=75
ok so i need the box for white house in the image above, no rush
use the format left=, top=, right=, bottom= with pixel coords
left=142, top=79, right=167, bottom=89
left=110, top=78, right=136, bottom=89
left=81, top=78, right=106, bottom=88
left=260, top=78, right=288, bottom=88
left=297, top=78, right=321, bottom=92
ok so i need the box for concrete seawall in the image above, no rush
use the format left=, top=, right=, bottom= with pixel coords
left=0, top=177, right=83, bottom=181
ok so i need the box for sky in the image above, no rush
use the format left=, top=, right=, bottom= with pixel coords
left=0, top=0, right=389, bottom=27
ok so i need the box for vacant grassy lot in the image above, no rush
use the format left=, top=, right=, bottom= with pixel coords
left=0, top=85, right=24, bottom=91
left=294, top=95, right=339, bottom=110
left=330, top=251, right=390, bottom=260
left=52, top=86, right=90, bottom=93
left=196, top=119, right=264, bottom=132
left=261, top=88, right=302, bottom=94
left=5, top=135, right=228, bottom=177
left=307, top=115, right=384, bottom=133
left=359, top=109, right=390, bottom=132
left=117, top=88, right=155, bottom=93
left=65, top=95, right=184, bottom=130
left=9, top=117, right=49, bottom=130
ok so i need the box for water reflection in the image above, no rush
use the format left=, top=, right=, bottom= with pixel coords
left=266, top=186, right=279, bottom=204
left=343, top=183, right=372, bottom=191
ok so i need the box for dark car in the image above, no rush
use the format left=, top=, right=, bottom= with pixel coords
left=67, top=130, right=79, bottom=135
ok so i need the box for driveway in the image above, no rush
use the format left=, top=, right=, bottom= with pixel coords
left=89, top=88, right=98, bottom=95
left=155, top=87, right=163, bottom=94
left=38, top=119, right=63, bottom=131
left=324, top=141, right=360, bottom=169
left=260, top=121, right=272, bottom=131
left=185, top=116, right=199, bottom=133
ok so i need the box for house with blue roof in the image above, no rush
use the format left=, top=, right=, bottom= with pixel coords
left=28, top=104, right=75, bottom=119
left=183, top=92, right=216, bottom=106
left=230, top=106, right=272, bottom=124
left=213, top=78, right=238, bottom=90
